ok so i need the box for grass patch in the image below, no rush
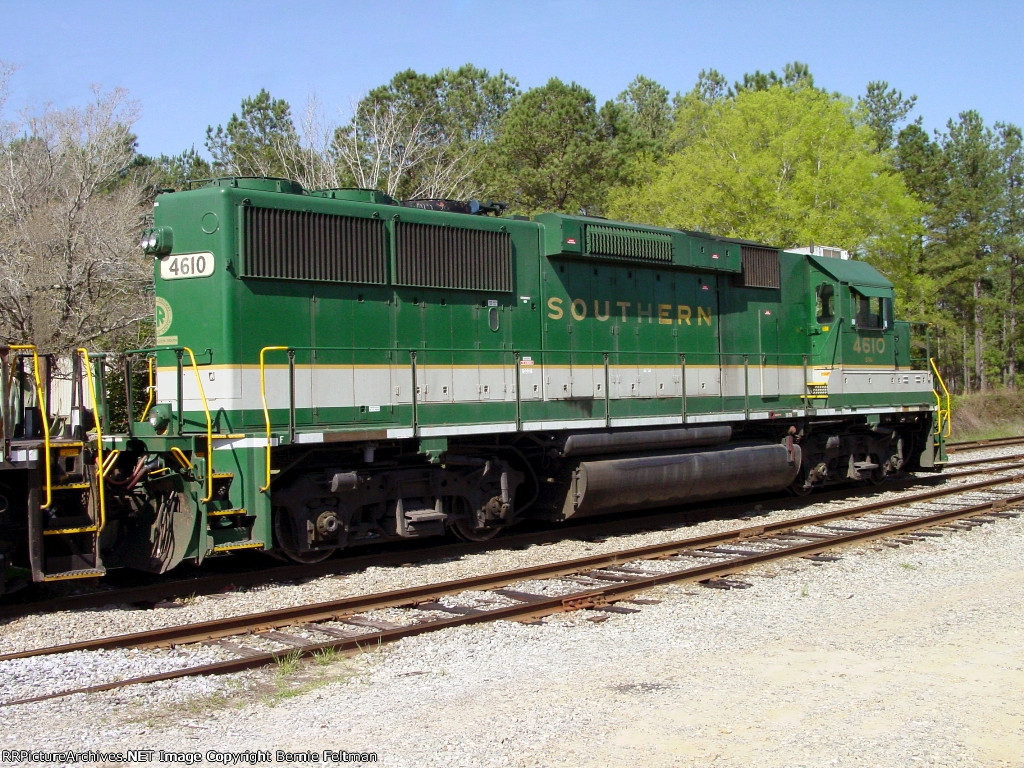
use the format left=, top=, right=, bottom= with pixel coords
left=274, top=649, right=304, bottom=677
left=951, top=387, right=1024, bottom=440
left=312, top=646, right=340, bottom=666
left=121, top=643, right=375, bottom=721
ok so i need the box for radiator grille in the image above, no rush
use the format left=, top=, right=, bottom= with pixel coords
left=242, top=207, right=387, bottom=283
left=740, top=246, right=781, bottom=288
left=395, top=222, right=513, bottom=292
left=585, top=224, right=673, bottom=262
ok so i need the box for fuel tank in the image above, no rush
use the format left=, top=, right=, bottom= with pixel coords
left=561, top=426, right=731, bottom=457
left=561, top=441, right=801, bottom=519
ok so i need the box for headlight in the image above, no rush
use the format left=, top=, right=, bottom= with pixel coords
left=140, top=227, right=173, bottom=255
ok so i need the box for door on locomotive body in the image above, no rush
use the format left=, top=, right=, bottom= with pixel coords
left=394, top=288, right=452, bottom=406
left=842, top=286, right=896, bottom=369
left=451, top=295, right=515, bottom=408
left=669, top=272, right=721, bottom=401
left=311, top=281, right=395, bottom=426
left=808, top=279, right=841, bottom=366
left=612, top=265, right=643, bottom=401
left=757, top=305, right=781, bottom=396
left=542, top=259, right=595, bottom=401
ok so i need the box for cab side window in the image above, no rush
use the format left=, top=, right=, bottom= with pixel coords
left=815, top=284, right=835, bottom=323
left=852, top=291, right=892, bottom=330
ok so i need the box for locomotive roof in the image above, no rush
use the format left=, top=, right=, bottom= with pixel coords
left=806, top=254, right=892, bottom=289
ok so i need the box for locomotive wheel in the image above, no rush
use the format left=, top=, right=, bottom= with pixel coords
left=866, top=461, right=887, bottom=486
left=788, top=482, right=812, bottom=497
left=272, top=510, right=336, bottom=564
left=788, top=471, right=813, bottom=496
left=450, top=519, right=505, bottom=542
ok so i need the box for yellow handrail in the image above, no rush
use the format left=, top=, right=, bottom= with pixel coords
left=138, top=355, right=156, bottom=422
left=10, top=345, right=52, bottom=510
left=77, top=348, right=106, bottom=534
left=101, top=449, right=120, bottom=478
left=169, top=446, right=193, bottom=469
left=180, top=347, right=215, bottom=503
left=259, top=346, right=289, bottom=492
left=929, top=357, right=952, bottom=438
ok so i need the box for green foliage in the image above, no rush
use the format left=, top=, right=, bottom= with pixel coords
left=895, top=111, right=1010, bottom=391
left=485, top=78, right=612, bottom=214
left=611, top=75, right=673, bottom=157
left=607, top=84, right=922, bottom=254
left=205, top=89, right=298, bottom=178
left=150, top=147, right=214, bottom=190
left=857, top=81, right=917, bottom=152
left=335, top=64, right=519, bottom=199
left=734, top=61, right=815, bottom=94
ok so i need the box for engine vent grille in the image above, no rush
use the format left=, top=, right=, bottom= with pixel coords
left=585, top=224, right=673, bottom=262
left=740, top=245, right=781, bottom=288
left=242, top=207, right=387, bottom=283
left=395, top=222, right=513, bottom=292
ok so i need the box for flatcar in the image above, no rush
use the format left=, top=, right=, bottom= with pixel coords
left=0, top=177, right=948, bottom=591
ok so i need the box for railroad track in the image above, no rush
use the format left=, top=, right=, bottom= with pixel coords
left=3, top=468, right=1022, bottom=708
left=946, top=435, right=1024, bottom=452
left=2, top=452, right=1019, bottom=622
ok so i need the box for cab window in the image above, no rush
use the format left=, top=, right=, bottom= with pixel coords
left=852, top=291, right=892, bottom=330
left=815, top=284, right=835, bottom=323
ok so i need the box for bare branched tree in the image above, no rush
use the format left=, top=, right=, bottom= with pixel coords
left=0, top=81, right=153, bottom=353
left=267, top=95, right=478, bottom=200
left=207, top=68, right=517, bottom=201
left=274, top=95, right=343, bottom=192
left=332, top=97, right=479, bottom=200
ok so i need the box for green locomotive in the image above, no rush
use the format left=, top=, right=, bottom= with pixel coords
left=2, top=176, right=948, bottom=588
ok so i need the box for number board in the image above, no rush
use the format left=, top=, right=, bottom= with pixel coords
left=160, top=252, right=215, bottom=280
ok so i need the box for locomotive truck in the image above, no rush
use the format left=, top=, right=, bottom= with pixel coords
left=1, top=176, right=948, bottom=591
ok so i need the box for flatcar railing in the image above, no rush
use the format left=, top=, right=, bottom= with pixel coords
left=7, top=345, right=53, bottom=509
left=0, top=347, right=8, bottom=464
left=44, top=348, right=109, bottom=537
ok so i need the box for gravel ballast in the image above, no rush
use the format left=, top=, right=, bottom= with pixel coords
left=1, top=454, right=1022, bottom=767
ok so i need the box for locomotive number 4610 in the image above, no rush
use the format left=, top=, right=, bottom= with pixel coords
left=160, top=252, right=215, bottom=280
left=852, top=336, right=886, bottom=354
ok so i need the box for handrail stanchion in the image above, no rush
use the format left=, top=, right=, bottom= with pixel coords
left=139, top=356, right=156, bottom=422
left=929, top=358, right=952, bottom=438
left=680, top=354, right=687, bottom=423
left=77, top=349, right=107, bottom=533
left=180, top=347, right=215, bottom=503
left=259, top=346, right=289, bottom=493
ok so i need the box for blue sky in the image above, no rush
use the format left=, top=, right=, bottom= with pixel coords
left=2, top=0, right=1022, bottom=158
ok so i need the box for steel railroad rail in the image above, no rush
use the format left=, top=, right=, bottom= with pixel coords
left=946, top=435, right=1024, bottom=452
left=2, top=470, right=1022, bottom=708
left=2, top=455, right=1018, bottom=622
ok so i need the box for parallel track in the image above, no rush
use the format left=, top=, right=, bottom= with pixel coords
left=2, top=455, right=1018, bottom=622
left=3, top=469, right=1022, bottom=708
left=947, top=435, right=1024, bottom=452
